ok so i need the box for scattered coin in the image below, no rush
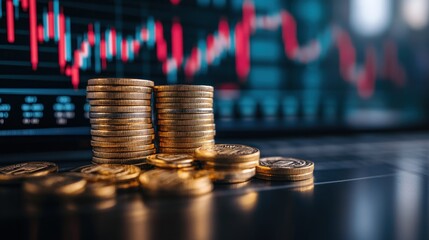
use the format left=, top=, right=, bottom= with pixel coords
left=139, top=169, right=213, bottom=197
left=0, top=162, right=58, bottom=184
left=73, top=164, right=141, bottom=183
left=256, top=157, right=314, bottom=175
left=146, top=154, right=194, bottom=168
left=23, top=174, right=87, bottom=197
left=207, top=168, right=255, bottom=183
left=195, top=144, right=260, bottom=163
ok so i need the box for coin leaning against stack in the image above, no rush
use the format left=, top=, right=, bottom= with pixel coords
left=154, top=85, right=216, bottom=154
left=195, top=144, right=260, bottom=183
left=87, top=78, right=156, bottom=164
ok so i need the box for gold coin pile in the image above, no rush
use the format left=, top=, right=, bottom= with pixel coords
left=154, top=85, right=215, bottom=154
left=255, top=157, right=314, bottom=181
left=196, top=144, right=260, bottom=183
left=87, top=78, right=156, bottom=164
left=139, top=169, right=213, bottom=197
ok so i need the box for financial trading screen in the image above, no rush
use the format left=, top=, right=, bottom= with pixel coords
left=0, top=0, right=428, bottom=136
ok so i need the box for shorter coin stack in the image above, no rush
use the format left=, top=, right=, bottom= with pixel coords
left=87, top=78, right=156, bottom=164
left=154, top=85, right=215, bottom=154
left=255, top=157, right=314, bottom=181
left=196, top=144, right=260, bottom=183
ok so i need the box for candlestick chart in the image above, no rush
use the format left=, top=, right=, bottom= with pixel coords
left=0, top=0, right=427, bottom=136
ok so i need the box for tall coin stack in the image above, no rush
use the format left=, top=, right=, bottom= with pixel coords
left=154, top=85, right=215, bottom=154
left=87, top=78, right=156, bottom=164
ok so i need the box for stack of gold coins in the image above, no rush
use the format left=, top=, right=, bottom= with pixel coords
left=195, top=144, right=260, bottom=183
left=87, top=78, right=156, bottom=164
left=139, top=169, right=213, bottom=197
left=154, top=85, right=215, bottom=154
left=255, top=157, right=314, bottom=181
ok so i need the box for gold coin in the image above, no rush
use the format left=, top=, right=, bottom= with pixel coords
left=90, top=106, right=152, bottom=113
left=203, top=160, right=258, bottom=170
left=158, top=130, right=215, bottom=138
left=91, top=140, right=153, bottom=148
left=156, top=97, right=213, bottom=103
left=89, top=112, right=152, bottom=119
left=90, top=118, right=152, bottom=125
left=156, top=103, right=213, bottom=109
left=91, top=123, right=153, bottom=130
left=79, top=182, right=116, bottom=199
left=92, top=157, right=147, bottom=164
left=91, top=129, right=154, bottom=137
left=256, top=157, right=314, bottom=175
left=116, top=179, right=140, bottom=190
left=23, top=174, right=87, bottom=196
left=255, top=172, right=314, bottom=181
left=195, top=144, right=260, bottom=163
left=139, top=169, right=213, bottom=196
left=147, top=154, right=194, bottom=168
left=158, top=140, right=214, bottom=148
left=159, top=135, right=215, bottom=143
left=89, top=99, right=151, bottom=106
left=157, top=113, right=214, bottom=120
left=87, top=92, right=152, bottom=100
left=93, top=149, right=156, bottom=159
left=88, top=78, right=154, bottom=87
left=154, top=85, right=213, bottom=92
left=91, top=135, right=154, bottom=142
left=0, top=162, right=58, bottom=184
left=158, top=124, right=215, bottom=132
left=73, top=164, right=141, bottom=182
left=207, top=168, right=255, bottom=183
left=157, top=108, right=213, bottom=114
left=157, top=119, right=214, bottom=126
left=93, top=144, right=155, bottom=153
left=156, top=91, right=213, bottom=98
left=87, top=85, right=153, bottom=93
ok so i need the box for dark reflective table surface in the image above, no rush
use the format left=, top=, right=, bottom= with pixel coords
left=0, top=132, right=428, bottom=240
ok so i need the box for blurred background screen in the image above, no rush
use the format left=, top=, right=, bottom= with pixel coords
left=0, top=0, right=428, bottom=139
